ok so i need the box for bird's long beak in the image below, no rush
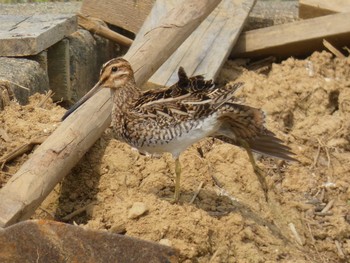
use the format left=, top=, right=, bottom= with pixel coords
left=61, top=80, right=102, bottom=121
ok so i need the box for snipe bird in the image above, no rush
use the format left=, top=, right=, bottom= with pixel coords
left=62, top=57, right=296, bottom=202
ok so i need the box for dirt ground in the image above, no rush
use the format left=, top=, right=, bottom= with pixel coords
left=1, top=51, right=350, bottom=262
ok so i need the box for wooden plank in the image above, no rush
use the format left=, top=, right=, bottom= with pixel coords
left=137, top=0, right=256, bottom=87
left=231, top=12, right=350, bottom=59
left=47, top=39, right=71, bottom=101
left=0, top=14, right=77, bottom=57
left=299, top=0, right=350, bottom=19
left=0, top=0, right=222, bottom=228
left=80, top=0, right=154, bottom=34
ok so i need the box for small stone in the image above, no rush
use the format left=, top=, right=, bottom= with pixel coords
left=159, top=239, right=172, bottom=247
left=110, top=222, right=126, bottom=234
left=127, top=202, right=149, bottom=219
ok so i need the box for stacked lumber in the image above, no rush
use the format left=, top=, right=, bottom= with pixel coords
left=231, top=12, right=350, bottom=58
left=80, top=0, right=350, bottom=60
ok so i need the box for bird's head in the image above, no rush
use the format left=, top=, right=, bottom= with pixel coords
left=61, top=57, right=135, bottom=120
left=98, top=58, right=135, bottom=90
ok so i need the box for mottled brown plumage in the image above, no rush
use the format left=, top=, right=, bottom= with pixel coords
left=63, top=57, right=296, bottom=202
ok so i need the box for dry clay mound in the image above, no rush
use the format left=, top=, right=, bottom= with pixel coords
left=1, top=51, right=349, bottom=262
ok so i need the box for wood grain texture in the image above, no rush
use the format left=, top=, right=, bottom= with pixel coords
left=0, top=14, right=77, bottom=56
left=48, top=39, right=71, bottom=101
left=0, top=0, right=222, bottom=228
left=81, top=0, right=154, bottom=33
left=231, top=12, right=350, bottom=58
left=299, top=0, right=350, bottom=19
left=146, top=0, right=256, bottom=87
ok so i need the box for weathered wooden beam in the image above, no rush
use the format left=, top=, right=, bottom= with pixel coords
left=0, top=0, right=222, bottom=228
left=231, top=12, right=350, bottom=59
left=299, top=0, right=350, bottom=19
left=0, top=14, right=77, bottom=57
left=81, top=0, right=154, bottom=34
left=146, top=0, right=256, bottom=88
left=48, top=39, right=71, bottom=102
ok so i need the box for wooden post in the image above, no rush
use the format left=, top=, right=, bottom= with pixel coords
left=0, top=0, right=222, bottom=228
left=48, top=39, right=71, bottom=102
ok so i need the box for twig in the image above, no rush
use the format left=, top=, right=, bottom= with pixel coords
left=312, top=144, right=321, bottom=168
left=209, top=249, right=220, bottom=263
left=189, top=181, right=203, bottom=204
left=211, top=175, right=224, bottom=188
left=335, top=240, right=345, bottom=259
left=314, top=211, right=333, bottom=216
left=321, top=199, right=335, bottom=214
left=288, top=222, right=305, bottom=246
left=61, top=201, right=97, bottom=221
left=0, top=78, right=30, bottom=91
left=0, top=136, right=47, bottom=168
left=37, top=90, right=54, bottom=108
left=323, top=39, right=346, bottom=59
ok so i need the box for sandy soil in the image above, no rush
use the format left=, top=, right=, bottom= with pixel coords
left=1, top=51, right=350, bottom=262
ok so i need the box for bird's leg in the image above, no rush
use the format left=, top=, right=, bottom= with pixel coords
left=238, top=139, right=268, bottom=201
left=174, top=157, right=182, bottom=202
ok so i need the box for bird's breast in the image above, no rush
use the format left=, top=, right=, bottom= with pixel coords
left=121, top=114, right=220, bottom=158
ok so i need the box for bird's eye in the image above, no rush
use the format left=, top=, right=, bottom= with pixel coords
left=111, top=66, right=118, bottom=72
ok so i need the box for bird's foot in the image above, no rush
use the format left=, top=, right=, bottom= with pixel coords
left=161, top=194, right=179, bottom=204
left=253, top=164, right=269, bottom=202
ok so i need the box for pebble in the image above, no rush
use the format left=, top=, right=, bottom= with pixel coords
left=127, top=202, right=149, bottom=219
left=110, top=222, right=126, bottom=234
left=159, top=239, right=172, bottom=247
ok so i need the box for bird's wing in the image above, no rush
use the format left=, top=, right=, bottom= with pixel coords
left=131, top=68, right=216, bottom=124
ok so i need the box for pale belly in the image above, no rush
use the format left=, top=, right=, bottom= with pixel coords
left=134, top=115, right=219, bottom=158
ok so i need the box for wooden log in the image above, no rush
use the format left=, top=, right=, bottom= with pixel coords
left=77, top=13, right=133, bottom=47
left=145, top=0, right=256, bottom=88
left=0, top=0, right=222, bottom=228
left=231, top=12, right=350, bottom=59
left=299, top=0, right=350, bottom=19
left=0, top=14, right=77, bottom=57
left=81, top=0, right=154, bottom=34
